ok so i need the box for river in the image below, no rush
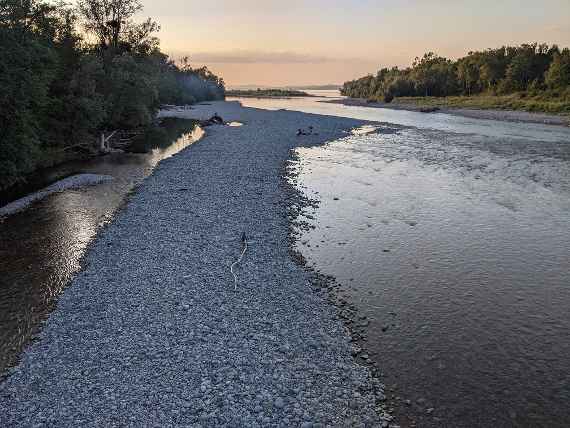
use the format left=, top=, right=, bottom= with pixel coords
left=1, top=93, right=569, bottom=427
left=0, top=119, right=203, bottom=375
left=235, top=91, right=570, bottom=427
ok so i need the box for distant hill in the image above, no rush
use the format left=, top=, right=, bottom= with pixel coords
left=227, top=84, right=340, bottom=91
left=226, top=89, right=312, bottom=98
left=287, top=85, right=341, bottom=90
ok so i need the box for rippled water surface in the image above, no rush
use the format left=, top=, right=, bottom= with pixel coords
left=2, top=93, right=569, bottom=427
left=232, top=90, right=570, bottom=143
left=0, top=121, right=202, bottom=375
left=279, top=96, right=570, bottom=427
left=236, top=92, right=570, bottom=427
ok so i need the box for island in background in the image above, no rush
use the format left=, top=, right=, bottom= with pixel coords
left=226, top=88, right=313, bottom=98
left=228, top=84, right=340, bottom=91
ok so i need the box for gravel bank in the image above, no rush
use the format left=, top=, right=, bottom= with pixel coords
left=0, top=101, right=393, bottom=427
left=0, top=174, right=113, bottom=219
left=325, top=98, right=570, bottom=126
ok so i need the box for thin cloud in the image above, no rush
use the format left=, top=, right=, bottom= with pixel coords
left=544, top=24, right=567, bottom=33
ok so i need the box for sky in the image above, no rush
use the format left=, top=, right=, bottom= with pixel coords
left=140, top=0, right=570, bottom=87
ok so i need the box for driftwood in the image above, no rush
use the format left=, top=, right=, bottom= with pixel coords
left=230, top=232, right=249, bottom=290
left=100, top=129, right=146, bottom=152
left=199, top=114, right=224, bottom=127
left=100, top=131, right=118, bottom=153
left=62, top=142, right=94, bottom=152
left=419, top=107, right=441, bottom=113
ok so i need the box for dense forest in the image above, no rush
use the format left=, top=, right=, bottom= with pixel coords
left=341, top=44, right=570, bottom=110
left=0, top=0, right=225, bottom=191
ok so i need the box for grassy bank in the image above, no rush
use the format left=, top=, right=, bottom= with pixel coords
left=389, top=92, right=570, bottom=115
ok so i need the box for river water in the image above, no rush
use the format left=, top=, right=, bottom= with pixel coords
left=235, top=92, right=570, bottom=427
left=1, top=93, right=569, bottom=427
left=0, top=119, right=202, bottom=375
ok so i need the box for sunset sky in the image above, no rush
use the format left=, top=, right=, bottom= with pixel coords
left=141, top=0, right=570, bottom=87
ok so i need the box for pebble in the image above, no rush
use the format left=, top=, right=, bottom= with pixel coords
left=0, top=102, right=391, bottom=427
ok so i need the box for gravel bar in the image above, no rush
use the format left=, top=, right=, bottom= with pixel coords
left=0, top=101, right=392, bottom=427
left=0, top=174, right=114, bottom=218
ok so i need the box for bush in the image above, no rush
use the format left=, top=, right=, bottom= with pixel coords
left=0, top=26, right=57, bottom=189
left=0, top=0, right=225, bottom=191
left=383, top=92, right=395, bottom=103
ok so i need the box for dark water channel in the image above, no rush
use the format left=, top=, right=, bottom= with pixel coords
left=0, top=119, right=202, bottom=375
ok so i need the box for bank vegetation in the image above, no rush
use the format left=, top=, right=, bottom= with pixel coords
left=0, top=0, right=225, bottom=190
left=341, top=44, right=570, bottom=114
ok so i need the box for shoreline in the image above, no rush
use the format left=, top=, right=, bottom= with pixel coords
left=0, top=174, right=113, bottom=219
left=284, top=151, right=392, bottom=381
left=0, top=101, right=395, bottom=427
left=226, top=95, right=316, bottom=99
left=324, top=97, right=570, bottom=126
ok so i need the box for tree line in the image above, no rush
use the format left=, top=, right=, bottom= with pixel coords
left=341, top=43, right=570, bottom=102
left=0, top=0, right=225, bottom=191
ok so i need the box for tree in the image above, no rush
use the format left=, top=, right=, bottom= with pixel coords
left=0, top=22, right=57, bottom=188
left=104, top=53, right=159, bottom=128
left=457, top=57, right=480, bottom=95
left=77, top=0, right=159, bottom=53
left=342, top=43, right=568, bottom=101
left=545, top=49, right=570, bottom=89
left=412, top=52, right=458, bottom=97
left=0, top=0, right=225, bottom=190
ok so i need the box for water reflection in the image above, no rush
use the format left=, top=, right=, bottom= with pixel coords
left=232, top=92, right=570, bottom=143
left=291, top=127, right=570, bottom=427
left=0, top=119, right=201, bottom=375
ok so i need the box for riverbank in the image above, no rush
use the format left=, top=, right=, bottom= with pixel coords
left=0, top=174, right=113, bottom=218
left=325, top=97, right=570, bottom=126
left=0, top=120, right=204, bottom=378
left=0, top=101, right=393, bottom=427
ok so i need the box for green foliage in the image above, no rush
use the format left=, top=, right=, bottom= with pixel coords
left=546, top=49, right=570, bottom=89
left=0, top=0, right=225, bottom=190
left=0, top=17, right=57, bottom=188
left=104, top=53, right=159, bottom=128
left=411, top=52, right=458, bottom=96
left=341, top=43, right=569, bottom=108
left=62, top=55, right=107, bottom=141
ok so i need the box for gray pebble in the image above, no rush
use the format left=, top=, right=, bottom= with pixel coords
left=0, top=103, right=391, bottom=428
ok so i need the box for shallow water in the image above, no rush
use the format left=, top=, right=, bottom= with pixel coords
left=232, top=92, right=570, bottom=143
left=243, top=93, right=570, bottom=427
left=0, top=121, right=202, bottom=375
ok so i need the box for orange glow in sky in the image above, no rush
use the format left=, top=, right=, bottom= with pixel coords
left=141, top=0, right=570, bottom=87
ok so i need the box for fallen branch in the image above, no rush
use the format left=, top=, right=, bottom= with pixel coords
left=230, top=232, right=249, bottom=290
left=100, top=130, right=118, bottom=152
